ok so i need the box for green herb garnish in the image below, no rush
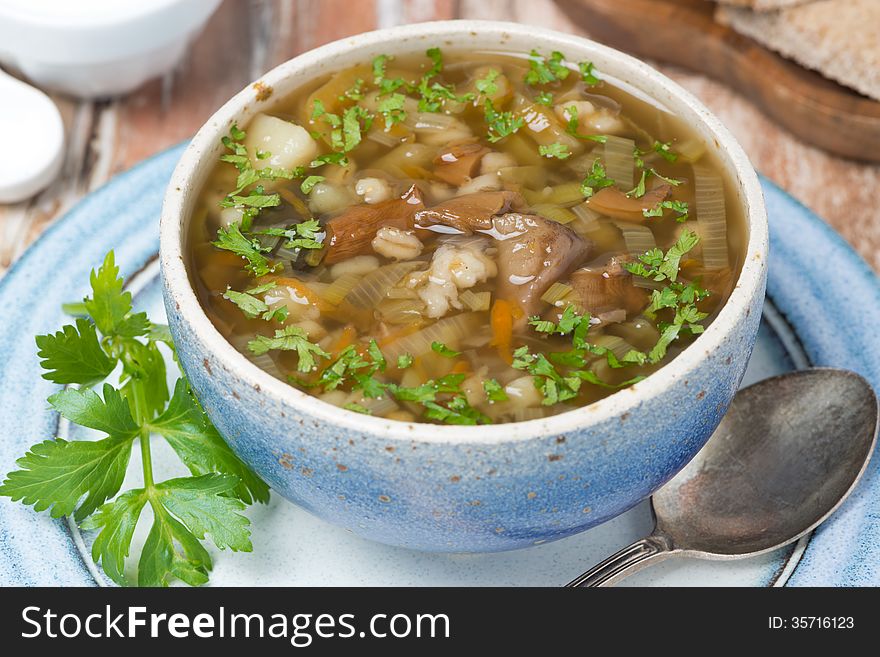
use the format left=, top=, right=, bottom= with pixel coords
left=431, top=341, right=461, bottom=358
left=643, top=199, right=690, bottom=222
left=580, top=158, right=615, bottom=198
left=578, top=61, right=600, bottom=85
left=539, top=143, right=572, bottom=160
left=300, top=175, right=325, bottom=195
left=213, top=222, right=278, bottom=277
left=247, top=325, right=330, bottom=373
left=524, top=50, right=570, bottom=86
left=484, top=98, right=524, bottom=143
left=377, top=93, right=408, bottom=129
left=0, top=252, right=268, bottom=587
left=483, top=379, right=508, bottom=402
left=563, top=104, right=607, bottom=143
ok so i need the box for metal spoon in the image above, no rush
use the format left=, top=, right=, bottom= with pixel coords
left=567, top=368, right=878, bottom=587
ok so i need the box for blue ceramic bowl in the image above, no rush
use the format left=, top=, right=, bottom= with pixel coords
left=160, top=21, right=768, bottom=552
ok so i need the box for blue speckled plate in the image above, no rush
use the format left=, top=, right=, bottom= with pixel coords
left=1, top=144, right=879, bottom=587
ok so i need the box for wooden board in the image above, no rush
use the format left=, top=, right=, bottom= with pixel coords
left=556, top=0, right=880, bottom=162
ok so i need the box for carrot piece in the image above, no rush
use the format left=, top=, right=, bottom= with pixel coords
left=377, top=323, right=421, bottom=348
left=451, top=360, right=470, bottom=374
left=333, top=325, right=357, bottom=353
left=490, top=299, right=514, bottom=364
left=271, top=276, right=331, bottom=312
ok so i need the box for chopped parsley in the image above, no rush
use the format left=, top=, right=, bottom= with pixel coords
left=377, top=92, right=408, bottom=129
left=475, top=69, right=500, bottom=96
left=643, top=199, right=690, bottom=222
left=339, top=77, right=365, bottom=102
left=580, top=158, right=615, bottom=198
left=483, top=379, right=508, bottom=402
left=563, top=104, right=608, bottom=143
left=300, top=175, right=325, bottom=195
left=534, top=90, right=554, bottom=106
left=525, top=50, right=570, bottom=86
left=627, top=170, right=647, bottom=198
left=539, top=143, right=572, bottom=160
left=623, top=230, right=710, bottom=362
left=255, top=219, right=324, bottom=250
left=213, top=222, right=278, bottom=277
left=484, top=98, right=523, bottom=143
left=579, top=61, right=600, bottom=85
left=397, top=354, right=414, bottom=369
left=223, top=282, right=288, bottom=323
left=343, top=402, right=371, bottom=415
left=247, top=325, right=330, bottom=373
left=431, top=341, right=461, bottom=358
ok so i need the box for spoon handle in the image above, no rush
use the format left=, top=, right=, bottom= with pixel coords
left=566, top=534, right=674, bottom=587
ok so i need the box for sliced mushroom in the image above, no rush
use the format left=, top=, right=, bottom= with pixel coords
left=491, top=213, right=591, bottom=323
left=322, top=184, right=424, bottom=264
left=586, top=184, right=671, bottom=222
left=433, top=140, right=490, bottom=186
left=414, top=190, right=524, bottom=234
left=569, top=256, right=648, bottom=317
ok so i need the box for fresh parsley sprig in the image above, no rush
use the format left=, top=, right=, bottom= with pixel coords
left=0, top=252, right=269, bottom=587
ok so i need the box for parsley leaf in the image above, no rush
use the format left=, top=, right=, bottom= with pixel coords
left=525, top=50, right=570, bottom=86
left=344, top=402, right=371, bottom=415
left=564, top=104, right=608, bottom=143
left=248, top=325, right=329, bottom=372
left=627, top=170, right=647, bottom=198
left=300, top=175, right=325, bottom=194
left=131, top=474, right=250, bottom=587
left=80, top=488, right=148, bottom=585
left=213, top=222, right=277, bottom=277
left=483, top=379, right=508, bottom=402
left=660, top=229, right=700, bottom=281
left=475, top=69, right=500, bottom=96
left=85, top=252, right=150, bottom=339
left=643, top=199, right=690, bottom=222
left=431, top=341, right=461, bottom=358
left=377, top=92, right=407, bottom=129
left=580, top=158, right=615, bottom=198
left=579, top=61, right=600, bottom=85
left=484, top=98, right=524, bottom=143
left=35, top=318, right=115, bottom=386
left=256, top=219, right=324, bottom=250
left=534, top=90, right=554, bottom=106
left=397, top=354, right=414, bottom=369
left=539, top=143, right=572, bottom=160
left=342, top=105, right=372, bottom=152
left=0, top=252, right=269, bottom=587
left=0, top=435, right=134, bottom=522
left=147, top=380, right=270, bottom=504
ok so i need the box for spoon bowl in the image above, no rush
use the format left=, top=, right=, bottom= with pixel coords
left=568, top=368, right=878, bottom=586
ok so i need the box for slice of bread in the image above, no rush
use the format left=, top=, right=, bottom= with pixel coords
left=714, top=0, right=811, bottom=10
left=717, top=0, right=880, bottom=102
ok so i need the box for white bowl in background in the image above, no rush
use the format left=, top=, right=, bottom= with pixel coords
left=0, top=0, right=221, bottom=98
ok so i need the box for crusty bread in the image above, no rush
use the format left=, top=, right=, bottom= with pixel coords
left=714, top=0, right=810, bottom=10
left=717, top=0, right=880, bottom=102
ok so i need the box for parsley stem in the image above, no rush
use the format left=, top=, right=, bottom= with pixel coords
left=130, top=380, right=155, bottom=489
left=139, top=431, right=155, bottom=489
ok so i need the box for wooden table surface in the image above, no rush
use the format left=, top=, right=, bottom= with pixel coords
left=2, top=0, right=878, bottom=277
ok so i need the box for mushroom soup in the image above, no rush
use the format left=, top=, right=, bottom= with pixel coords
left=189, top=48, right=745, bottom=425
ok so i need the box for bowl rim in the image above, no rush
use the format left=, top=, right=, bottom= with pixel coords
left=160, top=19, right=768, bottom=445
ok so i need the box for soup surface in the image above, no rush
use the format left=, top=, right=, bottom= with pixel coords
left=190, top=48, right=745, bottom=425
